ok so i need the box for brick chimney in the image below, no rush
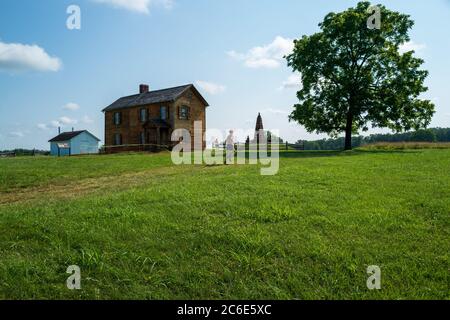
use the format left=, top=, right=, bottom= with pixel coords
left=139, top=84, right=149, bottom=94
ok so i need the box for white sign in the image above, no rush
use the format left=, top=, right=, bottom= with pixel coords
left=57, top=143, right=70, bottom=149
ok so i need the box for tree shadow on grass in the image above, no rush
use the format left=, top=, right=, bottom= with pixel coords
left=278, top=150, right=356, bottom=159
left=202, top=149, right=421, bottom=166
left=277, top=149, right=420, bottom=159
left=280, top=151, right=346, bottom=159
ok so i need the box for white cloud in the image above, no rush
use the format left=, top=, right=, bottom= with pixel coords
left=82, top=115, right=94, bottom=124
left=8, top=131, right=24, bottom=138
left=37, top=123, right=49, bottom=130
left=50, top=120, right=61, bottom=128
left=157, top=0, right=174, bottom=9
left=40, top=117, right=80, bottom=131
left=280, top=73, right=302, bottom=90
left=0, top=41, right=61, bottom=73
left=93, top=0, right=174, bottom=14
left=399, top=41, right=426, bottom=54
left=63, top=102, right=80, bottom=111
left=227, top=36, right=294, bottom=69
left=196, top=81, right=226, bottom=95
left=59, top=116, right=78, bottom=125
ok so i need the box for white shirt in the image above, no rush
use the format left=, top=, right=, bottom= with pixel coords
left=226, top=134, right=234, bottom=145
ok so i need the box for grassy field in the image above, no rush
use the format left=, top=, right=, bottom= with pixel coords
left=0, top=150, right=449, bottom=299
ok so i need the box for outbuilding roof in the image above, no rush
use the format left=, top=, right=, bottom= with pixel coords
left=49, top=130, right=100, bottom=142
left=102, top=84, right=209, bottom=112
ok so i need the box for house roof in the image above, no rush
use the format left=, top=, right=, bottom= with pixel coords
left=102, top=84, right=209, bottom=112
left=49, top=130, right=101, bottom=142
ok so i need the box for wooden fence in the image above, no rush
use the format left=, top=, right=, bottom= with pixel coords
left=215, top=142, right=305, bottom=151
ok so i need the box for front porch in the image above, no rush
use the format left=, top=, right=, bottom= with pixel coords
left=142, top=119, right=172, bottom=152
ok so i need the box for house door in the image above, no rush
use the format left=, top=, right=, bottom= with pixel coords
left=147, top=129, right=157, bottom=146
left=160, top=129, right=169, bottom=146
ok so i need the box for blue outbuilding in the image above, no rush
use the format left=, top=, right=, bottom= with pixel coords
left=49, top=130, right=100, bottom=156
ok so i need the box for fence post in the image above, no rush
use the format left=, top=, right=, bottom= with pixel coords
left=286, top=141, right=288, bottom=150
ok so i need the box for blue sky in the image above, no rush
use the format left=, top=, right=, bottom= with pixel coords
left=1, top=0, right=449, bottom=149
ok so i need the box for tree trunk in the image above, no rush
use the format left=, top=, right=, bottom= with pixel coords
left=344, top=112, right=353, bottom=150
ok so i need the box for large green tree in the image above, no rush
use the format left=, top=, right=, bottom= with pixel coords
left=286, top=1, right=435, bottom=150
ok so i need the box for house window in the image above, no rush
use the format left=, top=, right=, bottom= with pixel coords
left=114, top=133, right=122, bottom=146
left=160, top=106, right=167, bottom=120
left=139, top=132, right=145, bottom=145
left=179, top=106, right=190, bottom=120
left=140, top=108, right=147, bottom=123
left=114, top=112, right=121, bottom=125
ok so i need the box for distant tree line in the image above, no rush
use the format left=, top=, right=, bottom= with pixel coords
left=296, top=128, right=450, bottom=151
left=0, top=149, right=50, bottom=156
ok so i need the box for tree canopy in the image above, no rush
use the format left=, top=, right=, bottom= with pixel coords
left=286, top=1, right=435, bottom=150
